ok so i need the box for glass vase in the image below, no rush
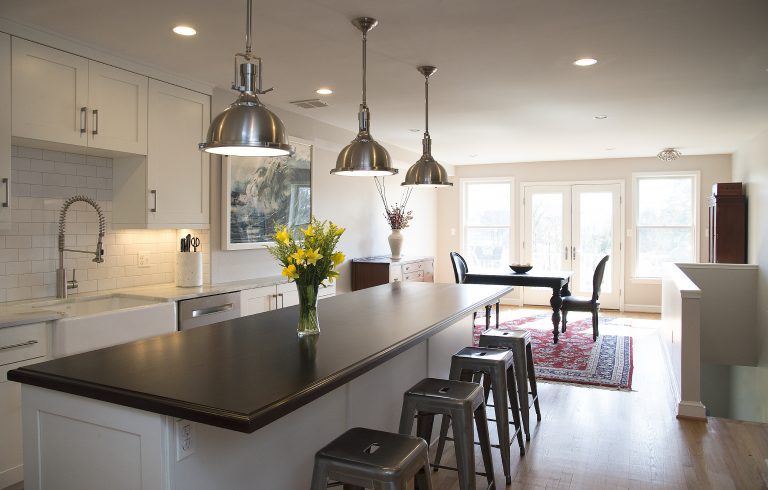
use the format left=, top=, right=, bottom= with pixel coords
left=296, top=282, right=320, bottom=336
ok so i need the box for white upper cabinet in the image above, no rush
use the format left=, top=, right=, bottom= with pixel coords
left=11, top=38, right=148, bottom=155
left=147, top=79, right=210, bottom=227
left=87, top=61, right=147, bottom=154
left=0, top=33, right=10, bottom=229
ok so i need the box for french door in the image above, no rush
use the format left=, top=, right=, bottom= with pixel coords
left=522, top=183, right=622, bottom=309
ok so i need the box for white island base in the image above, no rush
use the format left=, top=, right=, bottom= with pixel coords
left=20, top=316, right=471, bottom=490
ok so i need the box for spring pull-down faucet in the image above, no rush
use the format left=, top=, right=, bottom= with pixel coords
left=56, top=195, right=106, bottom=298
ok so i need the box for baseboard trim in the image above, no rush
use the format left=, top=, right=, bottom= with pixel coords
left=677, top=401, right=707, bottom=420
left=623, top=304, right=661, bottom=313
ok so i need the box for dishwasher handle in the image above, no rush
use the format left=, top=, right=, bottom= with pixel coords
left=191, top=303, right=233, bottom=318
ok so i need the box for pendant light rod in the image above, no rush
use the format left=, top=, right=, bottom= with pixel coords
left=418, top=66, right=437, bottom=137
left=351, top=17, right=377, bottom=107
left=245, top=0, right=252, bottom=56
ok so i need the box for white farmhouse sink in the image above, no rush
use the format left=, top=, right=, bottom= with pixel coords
left=31, top=294, right=177, bottom=358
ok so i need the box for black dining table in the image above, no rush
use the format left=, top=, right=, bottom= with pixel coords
left=463, top=269, right=574, bottom=343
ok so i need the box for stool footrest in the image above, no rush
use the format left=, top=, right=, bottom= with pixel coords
left=442, top=433, right=523, bottom=450
left=430, top=463, right=489, bottom=478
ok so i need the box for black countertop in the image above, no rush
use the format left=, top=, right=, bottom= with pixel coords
left=8, top=282, right=511, bottom=433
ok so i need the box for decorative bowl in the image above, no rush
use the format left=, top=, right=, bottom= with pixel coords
left=509, top=264, right=533, bottom=274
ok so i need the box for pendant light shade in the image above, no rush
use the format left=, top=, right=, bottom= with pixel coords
left=331, top=17, right=397, bottom=177
left=403, top=66, right=452, bottom=187
left=199, top=0, right=293, bottom=157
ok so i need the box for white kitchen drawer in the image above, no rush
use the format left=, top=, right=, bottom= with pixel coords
left=318, top=284, right=336, bottom=299
left=402, top=262, right=425, bottom=273
left=403, top=270, right=425, bottom=282
left=0, top=322, right=48, bottom=367
left=389, top=264, right=403, bottom=283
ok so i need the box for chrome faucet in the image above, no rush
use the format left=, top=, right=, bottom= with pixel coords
left=56, top=195, right=106, bottom=298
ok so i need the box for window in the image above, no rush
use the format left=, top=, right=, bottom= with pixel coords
left=461, top=179, right=514, bottom=271
left=633, top=173, right=698, bottom=278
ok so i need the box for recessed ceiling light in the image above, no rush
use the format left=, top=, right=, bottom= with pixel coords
left=173, top=25, right=197, bottom=36
left=594, top=114, right=608, bottom=120
left=315, top=88, right=333, bottom=95
left=408, top=128, right=421, bottom=133
left=573, top=58, right=597, bottom=67
left=606, top=147, right=616, bottom=151
left=469, top=154, right=479, bottom=158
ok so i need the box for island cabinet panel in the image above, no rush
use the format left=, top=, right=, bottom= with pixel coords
left=351, top=256, right=434, bottom=291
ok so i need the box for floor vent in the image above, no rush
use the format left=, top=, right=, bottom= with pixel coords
left=289, top=98, right=328, bottom=109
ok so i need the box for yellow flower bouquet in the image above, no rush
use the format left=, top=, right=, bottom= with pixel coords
left=267, top=218, right=345, bottom=336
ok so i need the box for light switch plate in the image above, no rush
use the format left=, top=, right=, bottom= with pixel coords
left=175, top=418, right=195, bottom=461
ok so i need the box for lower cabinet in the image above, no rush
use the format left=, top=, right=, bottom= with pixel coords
left=0, top=322, right=50, bottom=489
left=240, top=283, right=336, bottom=317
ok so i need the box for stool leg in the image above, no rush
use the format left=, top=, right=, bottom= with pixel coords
left=451, top=407, right=477, bottom=490
left=415, top=448, right=434, bottom=490
left=512, top=343, right=530, bottom=440
left=495, top=301, right=500, bottom=328
left=526, top=343, right=541, bottom=421
left=416, top=413, right=435, bottom=450
left=399, top=398, right=418, bottom=436
left=432, top=414, right=451, bottom=471
left=374, top=482, right=404, bottom=490
left=309, top=459, right=329, bottom=490
left=485, top=304, right=491, bottom=330
left=490, top=368, right=512, bottom=484
left=474, top=403, right=496, bottom=489
left=506, top=365, right=525, bottom=456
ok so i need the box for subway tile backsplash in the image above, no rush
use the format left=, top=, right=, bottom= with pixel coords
left=0, top=145, right=209, bottom=303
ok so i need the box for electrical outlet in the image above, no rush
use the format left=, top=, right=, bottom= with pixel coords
left=175, top=418, right=195, bottom=461
left=138, top=252, right=151, bottom=268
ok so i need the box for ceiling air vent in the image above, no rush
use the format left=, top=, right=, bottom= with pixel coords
left=289, top=98, right=329, bottom=109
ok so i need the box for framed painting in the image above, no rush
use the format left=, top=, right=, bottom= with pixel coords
left=222, top=137, right=312, bottom=250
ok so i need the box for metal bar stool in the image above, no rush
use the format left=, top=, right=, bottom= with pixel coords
left=310, top=427, right=433, bottom=490
left=399, top=378, right=495, bottom=490
left=432, top=347, right=524, bottom=485
left=478, top=329, right=542, bottom=440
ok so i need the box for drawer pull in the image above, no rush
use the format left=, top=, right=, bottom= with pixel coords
left=191, top=304, right=233, bottom=317
left=0, top=339, right=38, bottom=351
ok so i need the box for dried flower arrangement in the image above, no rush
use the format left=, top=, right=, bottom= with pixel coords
left=374, top=177, right=414, bottom=230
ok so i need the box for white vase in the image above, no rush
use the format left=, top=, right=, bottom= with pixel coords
left=388, top=229, right=403, bottom=261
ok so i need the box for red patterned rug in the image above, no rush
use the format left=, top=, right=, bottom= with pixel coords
left=472, top=312, right=633, bottom=390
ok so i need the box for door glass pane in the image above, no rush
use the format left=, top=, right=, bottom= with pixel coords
left=636, top=227, right=694, bottom=277
left=465, top=183, right=510, bottom=226
left=465, top=228, right=510, bottom=271
left=578, top=192, right=613, bottom=293
left=531, top=193, right=563, bottom=271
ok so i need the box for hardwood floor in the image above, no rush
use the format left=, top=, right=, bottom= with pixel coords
left=428, top=307, right=768, bottom=489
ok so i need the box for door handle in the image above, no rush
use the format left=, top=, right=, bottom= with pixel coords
left=80, top=107, right=87, bottom=134
left=150, top=190, right=157, bottom=212
left=1, top=177, right=8, bottom=208
left=91, top=109, right=99, bottom=135
left=0, top=339, right=39, bottom=351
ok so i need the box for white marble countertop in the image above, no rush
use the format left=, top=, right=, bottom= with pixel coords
left=0, top=275, right=287, bottom=329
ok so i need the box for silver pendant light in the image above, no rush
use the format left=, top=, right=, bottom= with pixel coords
left=402, top=66, right=453, bottom=187
left=331, top=17, right=397, bottom=177
left=199, top=0, right=293, bottom=157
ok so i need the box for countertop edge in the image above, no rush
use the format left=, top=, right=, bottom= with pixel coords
left=8, top=285, right=513, bottom=433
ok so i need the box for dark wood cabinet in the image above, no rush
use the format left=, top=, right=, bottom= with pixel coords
left=351, top=256, right=434, bottom=291
left=708, top=183, right=746, bottom=263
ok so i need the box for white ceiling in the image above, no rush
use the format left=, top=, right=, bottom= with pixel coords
left=1, top=0, right=767, bottom=165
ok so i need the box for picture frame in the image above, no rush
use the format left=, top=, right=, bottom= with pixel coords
left=221, top=137, right=313, bottom=250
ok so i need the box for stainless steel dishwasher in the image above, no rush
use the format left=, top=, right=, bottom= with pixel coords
left=178, top=292, right=241, bottom=330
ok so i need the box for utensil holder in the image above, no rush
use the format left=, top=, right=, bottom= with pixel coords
left=176, top=252, right=203, bottom=287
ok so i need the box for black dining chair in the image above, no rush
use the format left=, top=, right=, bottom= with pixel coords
left=450, top=252, right=499, bottom=329
left=561, top=255, right=609, bottom=341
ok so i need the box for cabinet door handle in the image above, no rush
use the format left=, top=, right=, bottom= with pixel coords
left=278, top=292, right=284, bottom=308
left=272, top=294, right=278, bottom=310
left=150, top=190, right=157, bottom=212
left=91, top=109, right=99, bottom=135
left=564, top=246, right=568, bottom=260
left=80, top=107, right=87, bottom=134
left=1, top=177, right=8, bottom=208
left=572, top=246, right=576, bottom=260
left=0, top=339, right=38, bottom=351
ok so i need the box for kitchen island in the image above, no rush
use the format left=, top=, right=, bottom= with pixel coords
left=8, top=282, right=511, bottom=490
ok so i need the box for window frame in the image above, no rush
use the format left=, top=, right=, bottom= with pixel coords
left=459, top=177, right=515, bottom=271
left=631, top=171, right=700, bottom=281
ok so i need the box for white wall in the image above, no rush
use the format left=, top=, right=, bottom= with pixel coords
left=436, top=154, right=732, bottom=309
left=730, top=128, right=768, bottom=422
left=209, top=89, right=439, bottom=292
